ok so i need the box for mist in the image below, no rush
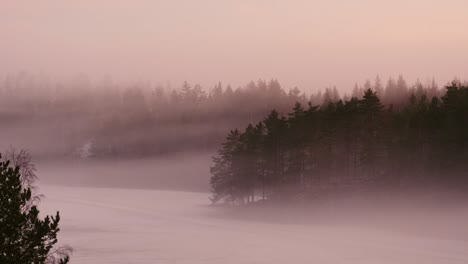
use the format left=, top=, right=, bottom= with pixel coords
left=2, top=1, right=468, bottom=263
left=3, top=73, right=468, bottom=263
left=38, top=185, right=468, bottom=264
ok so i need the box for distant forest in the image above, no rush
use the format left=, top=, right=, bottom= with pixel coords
left=1, top=73, right=313, bottom=158
left=0, top=72, right=459, bottom=163
left=210, top=80, right=468, bottom=204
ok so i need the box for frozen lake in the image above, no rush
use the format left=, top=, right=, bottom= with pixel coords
left=40, top=185, right=468, bottom=264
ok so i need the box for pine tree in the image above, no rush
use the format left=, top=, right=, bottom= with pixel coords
left=210, top=129, right=243, bottom=204
left=263, top=110, right=287, bottom=198
left=359, top=89, right=384, bottom=181
left=285, top=102, right=307, bottom=189
left=0, top=154, right=71, bottom=264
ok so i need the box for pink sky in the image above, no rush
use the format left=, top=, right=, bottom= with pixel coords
left=1, top=0, right=467, bottom=91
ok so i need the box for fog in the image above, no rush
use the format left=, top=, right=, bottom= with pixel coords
left=2, top=70, right=468, bottom=263
left=40, top=185, right=468, bottom=263
left=2, top=1, right=468, bottom=263
left=36, top=153, right=212, bottom=192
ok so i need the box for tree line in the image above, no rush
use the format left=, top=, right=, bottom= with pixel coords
left=1, top=72, right=442, bottom=158
left=210, top=81, right=468, bottom=204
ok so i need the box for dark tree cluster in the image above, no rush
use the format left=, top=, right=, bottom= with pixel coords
left=210, top=81, right=468, bottom=204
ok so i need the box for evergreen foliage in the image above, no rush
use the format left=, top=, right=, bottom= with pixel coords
left=0, top=154, right=70, bottom=264
left=210, top=83, right=468, bottom=204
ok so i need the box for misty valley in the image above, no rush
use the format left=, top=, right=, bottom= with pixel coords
left=1, top=74, right=468, bottom=263
left=3, top=1, right=468, bottom=262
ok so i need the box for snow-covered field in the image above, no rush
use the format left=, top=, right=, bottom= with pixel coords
left=40, top=185, right=468, bottom=264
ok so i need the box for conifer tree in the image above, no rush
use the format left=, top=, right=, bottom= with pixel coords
left=0, top=154, right=71, bottom=264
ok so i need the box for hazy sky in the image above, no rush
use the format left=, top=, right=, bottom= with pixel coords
left=1, top=0, right=467, bottom=91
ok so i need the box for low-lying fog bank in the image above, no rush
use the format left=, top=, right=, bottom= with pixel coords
left=40, top=185, right=468, bottom=264
left=35, top=152, right=212, bottom=192
left=209, top=190, right=468, bottom=241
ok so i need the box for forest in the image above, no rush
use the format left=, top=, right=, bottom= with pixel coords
left=3, top=72, right=467, bottom=202
left=210, top=80, right=468, bottom=204
left=0, top=73, right=441, bottom=160
left=0, top=73, right=306, bottom=158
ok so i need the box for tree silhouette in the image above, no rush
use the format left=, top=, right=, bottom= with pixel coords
left=0, top=154, right=71, bottom=264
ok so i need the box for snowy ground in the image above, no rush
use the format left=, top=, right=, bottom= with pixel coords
left=39, top=185, right=468, bottom=264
